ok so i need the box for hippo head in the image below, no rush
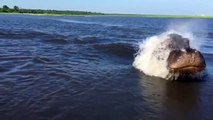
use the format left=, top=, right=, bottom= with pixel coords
left=167, top=34, right=206, bottom=74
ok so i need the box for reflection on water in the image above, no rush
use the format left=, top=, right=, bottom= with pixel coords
left=164, top=81, right=201, bottom=120
left=138, top=72, right=211, bottom=120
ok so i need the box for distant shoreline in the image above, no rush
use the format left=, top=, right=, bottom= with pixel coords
left=0, top=5, right=213, bottom=18
left=1, top=12, right=213, bottom=19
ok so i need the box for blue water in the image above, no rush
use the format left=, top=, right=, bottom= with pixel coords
left=0, top=14, right=213, bottom=120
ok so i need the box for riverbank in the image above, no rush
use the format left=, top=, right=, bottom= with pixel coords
left=1, top=12, right=213, bottom=18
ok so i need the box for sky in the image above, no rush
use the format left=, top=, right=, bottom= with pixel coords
left=0, top=0, right=212, bottom=16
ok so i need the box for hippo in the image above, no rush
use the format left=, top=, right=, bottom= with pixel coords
left=166, top=34, right=206, bottom=79
left=133, top=33, right=206, bottom=80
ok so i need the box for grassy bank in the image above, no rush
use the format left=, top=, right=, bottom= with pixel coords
left=2, top=13, right=213, bottom=19
left=103, top=14, right=213, bottom=18
left=1, top=12, right=213, bottom=19
left=20, top=13, right=213, bottom=19
left=1, top=5, right=213, bottom=18
left=141, top=14, right=213, bottom=18
left=0, top=5, right=104, bottom=16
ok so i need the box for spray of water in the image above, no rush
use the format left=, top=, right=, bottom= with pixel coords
left=167, top=19, right=206, bottom=50
left=133, top=20, right=206, bottom=79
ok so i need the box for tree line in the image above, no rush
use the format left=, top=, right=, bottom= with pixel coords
left=0, top=5, right=104, bottom=15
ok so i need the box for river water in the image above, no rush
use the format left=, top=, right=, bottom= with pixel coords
left=0, top=14, right=213, bottom=120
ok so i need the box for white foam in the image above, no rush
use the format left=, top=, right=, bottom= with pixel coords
left=133, top=30, right=199, bottom=79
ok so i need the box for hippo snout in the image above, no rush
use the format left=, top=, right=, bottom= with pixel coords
left=167, top=48, right=206, bottom=74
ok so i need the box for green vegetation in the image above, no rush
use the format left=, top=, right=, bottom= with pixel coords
left=1, top=5, right=213, bottom=18
left=135, top=14, right=213, bottom=18
left=0, top=5, right=104, bottom=16
left=102, top=13, right=213, bottom=19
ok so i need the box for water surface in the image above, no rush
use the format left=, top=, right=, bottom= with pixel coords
left=0, top=14, right=213, bottom=120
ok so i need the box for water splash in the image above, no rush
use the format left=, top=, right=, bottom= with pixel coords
left=133, top=32, right=200, bottom=79
left=133, top=20, right=207, bottom=79
left=133, top=32, right=172, bottom=78
left=167, top=19, right=207, bottom=50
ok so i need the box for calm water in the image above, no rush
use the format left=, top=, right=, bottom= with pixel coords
left=0, top=14, right=213, bottom=120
